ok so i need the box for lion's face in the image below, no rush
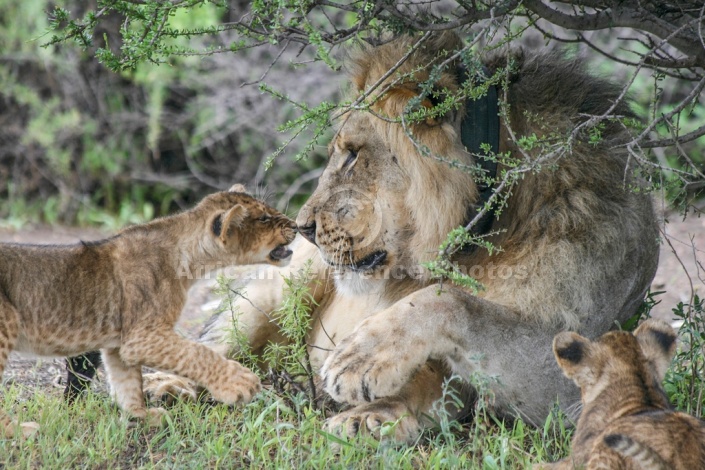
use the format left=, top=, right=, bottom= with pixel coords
left=297, top=113, right=412, bottom=281
left=297, top=34, right=482, bottom=291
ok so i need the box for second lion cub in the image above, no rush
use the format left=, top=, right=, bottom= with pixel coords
left=0, top=185, right=296, bottom=438
left=537, top=319, right=705, bottom=469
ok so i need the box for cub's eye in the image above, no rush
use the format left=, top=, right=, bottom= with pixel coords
left=258, top=215, right=272, bottom=223
left=343, top=149, right=358, bottom=168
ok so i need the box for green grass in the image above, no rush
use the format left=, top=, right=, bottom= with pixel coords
left=2, top=297, right=703, bottom=469
left=0, top=383, right=574, bottom=468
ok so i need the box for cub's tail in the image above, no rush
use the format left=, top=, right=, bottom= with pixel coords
left=603, top=433, right=668, bottom=470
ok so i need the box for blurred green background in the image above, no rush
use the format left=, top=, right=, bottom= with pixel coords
left=0, top=0, right=337, bottom=228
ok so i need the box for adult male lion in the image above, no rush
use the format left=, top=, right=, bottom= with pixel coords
left=146, top=33, right=659, bottom=442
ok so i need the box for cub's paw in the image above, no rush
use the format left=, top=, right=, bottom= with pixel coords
left=325, top=400, right=421, bottom=444
left=143, top=372, right=204, bottom=406
left=321, top=317, right=429, bottom=405
left=207, top=361, right=262, bottom=405
left=125, top=407, right=168, bottom=428
left=145, top=407, right=168, bottom=428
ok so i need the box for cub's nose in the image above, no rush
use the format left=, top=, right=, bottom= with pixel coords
left=298, top=222, right=316, bottom=245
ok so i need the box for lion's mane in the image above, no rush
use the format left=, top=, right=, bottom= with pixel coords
left=344, top=33, right=656, bottom=329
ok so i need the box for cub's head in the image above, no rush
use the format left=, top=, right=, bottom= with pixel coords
left=552, top=319, right=677, bottom=406
left=198, top=184, right=297, bottom=267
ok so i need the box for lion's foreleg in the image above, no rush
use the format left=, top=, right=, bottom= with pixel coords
left=322, top=285, right=575, bottom=427
left=324, top=359, right=471, bottom=443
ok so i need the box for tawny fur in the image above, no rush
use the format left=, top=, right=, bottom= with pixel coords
left=536, top=319, right=705, bottom=470
left=140, top=33, right=659, bottom=443
left=0, top=185, right=296, bottom=439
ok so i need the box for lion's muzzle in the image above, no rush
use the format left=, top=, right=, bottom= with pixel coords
left=349, top=250, right=387, bottom=271
left=298, top=222, right=316, bottom=246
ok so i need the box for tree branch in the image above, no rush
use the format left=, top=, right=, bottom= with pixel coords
left=640, top=124, right=705, bottom=149
left=523, top=0, right=705, bottom=65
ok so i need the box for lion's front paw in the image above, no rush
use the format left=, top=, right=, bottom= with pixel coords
left=321, top=318, right=428, bottom=405
left=325, top=400, right=421, bottom=444
left=143, top=371, right=204, bottom=406
left=207, top=360, right=262, bottom=405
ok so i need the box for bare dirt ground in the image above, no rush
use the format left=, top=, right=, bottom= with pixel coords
left=1, top=210, right=703, bottom=397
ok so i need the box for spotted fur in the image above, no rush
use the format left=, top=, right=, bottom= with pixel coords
left=0, top=185, right=296, bottom=438
left=536, top=319, right=705, bottom=469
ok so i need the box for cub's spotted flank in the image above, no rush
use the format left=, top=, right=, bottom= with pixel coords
left=0, top=185, right=296, bottom=439
left=536, top=319, right=705, bottom=470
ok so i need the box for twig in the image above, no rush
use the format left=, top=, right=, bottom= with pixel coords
left=276, top=168, right=324, bottom=211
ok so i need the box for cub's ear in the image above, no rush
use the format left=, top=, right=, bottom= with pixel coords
left=211, top=213, right=224, bottom=237
left=215, top=204, right=248, bottom=244
left=228, top=184, right=249, bottom=194
left=553, top=331, right=591, bottom=382
left=634, top=319, right=677, bottom=381
left=553, top=331, right=588, bottom=365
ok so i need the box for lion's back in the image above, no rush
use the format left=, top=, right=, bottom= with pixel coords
left=472, top=50, right=659, bottom=332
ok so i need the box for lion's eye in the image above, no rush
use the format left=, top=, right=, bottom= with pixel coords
left=343, top=149, right=358, bottom=168
left=258, top=215, right=272, bottom=223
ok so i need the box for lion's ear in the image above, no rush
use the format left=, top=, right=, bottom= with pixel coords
left=634, top=319, right=677, bottom=381
left=217, top=205, right=249, bottom=244
left=381, top=86, right=449, bottom=127
left=228, top=184, right=249, bottom=194
left=424, top=31, right=464, bottom=56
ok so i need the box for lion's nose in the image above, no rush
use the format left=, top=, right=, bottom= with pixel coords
left=298, top=222, right=316, bottom=245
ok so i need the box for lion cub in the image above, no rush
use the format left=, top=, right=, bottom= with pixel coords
left=0, top=185, right=296, bottom=438
left=537, top=319, right=705, bottom=469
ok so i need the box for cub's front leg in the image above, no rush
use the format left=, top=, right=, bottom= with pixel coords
left=141, top=269, right=290, bottom=403
left=142, top=241, right=325, bottom=402
left=121, top=328, right=261, bottom=406
left=102, top=348, right=166, bottom=426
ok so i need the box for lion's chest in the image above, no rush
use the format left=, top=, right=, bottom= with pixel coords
left=307, top=292, right=390, bottom=370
